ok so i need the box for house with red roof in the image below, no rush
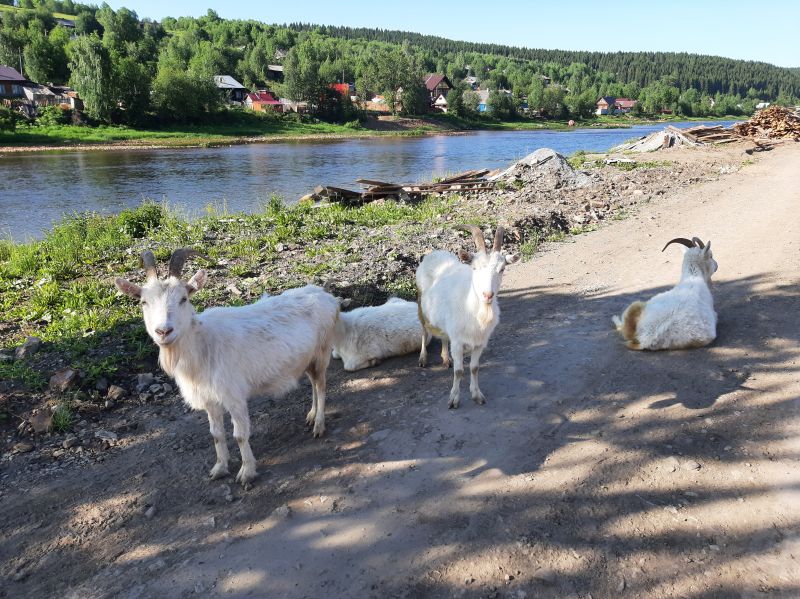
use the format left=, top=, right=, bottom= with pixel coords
left=596, top=96, right=638, bottom=115
left=245, top=90, right=283, bottom=113
left=424, top=74, right=453, bottom=111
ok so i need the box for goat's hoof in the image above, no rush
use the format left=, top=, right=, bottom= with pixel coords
left=305, top=410, right=316, bottom=427
left=448, top=397, right=460, bottom=409
left=235, top=466, right=257, bottom=486
left=418, top=358, right=427, bottom=368
left=209, top=464, right=229, bottom=480
left=312, top=422, right=326, bottom=438
left=442, top=358, right=452, bottom=369
left=472, top=392, right=486, bottom=405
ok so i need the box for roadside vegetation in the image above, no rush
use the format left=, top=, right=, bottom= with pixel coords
left=0, top=196, right=477, bottom=393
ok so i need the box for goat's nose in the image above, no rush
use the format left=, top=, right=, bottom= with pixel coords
left=155, top=326, right=173, bottom=337
left=483, top=291, right=494, bottom=301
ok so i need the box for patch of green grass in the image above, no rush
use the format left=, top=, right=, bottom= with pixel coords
left=51, top=402, right=73, bottom=433
left=0, top=362, right=47, bottom=391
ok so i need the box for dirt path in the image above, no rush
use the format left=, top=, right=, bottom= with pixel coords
left=2, top=144, right=799, bottom=598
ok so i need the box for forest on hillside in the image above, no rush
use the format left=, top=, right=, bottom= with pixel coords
left=1, top=1, right=798, bottom=128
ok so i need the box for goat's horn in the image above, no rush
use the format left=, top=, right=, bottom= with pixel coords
left=691, top=237, right=705, bottom=249
left=493, top=226, right=505, bottom=252
left=455, top=224, right=487, bottom=254
left=662, top=238, right=696, bottom=252
left=168, top=248, right=201, bottom=279
left=140, top=250, right=157, bottom=281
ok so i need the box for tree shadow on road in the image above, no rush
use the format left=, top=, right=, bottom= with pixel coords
left=2, top=272, right=799, bottom=599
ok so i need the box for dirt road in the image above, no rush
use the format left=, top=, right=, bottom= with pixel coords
left=3, top=144, right=799, bottom=598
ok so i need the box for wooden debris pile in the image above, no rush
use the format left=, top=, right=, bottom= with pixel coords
left=733, top=105, right=800, bottom=141
left=310, top=169, right=494, bottom=205
left=614, top=124, right=740, bottom=152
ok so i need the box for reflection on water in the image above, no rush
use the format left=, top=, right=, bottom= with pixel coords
left=0, top=121, right=735, bottom=239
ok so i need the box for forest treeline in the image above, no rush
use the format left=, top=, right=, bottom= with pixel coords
left=1, top=1, right=798, bottom=129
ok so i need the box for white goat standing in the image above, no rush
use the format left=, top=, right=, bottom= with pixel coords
left=332, top=297, right=429, bottom=371
left=613, top=237, right=718, bottom=350
left=416, top=225, right=519, bottom=408
left=115, top=249, right=339, bottom=485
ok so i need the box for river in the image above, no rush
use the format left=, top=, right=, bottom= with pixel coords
left=0, top=121, right=736, bottom=239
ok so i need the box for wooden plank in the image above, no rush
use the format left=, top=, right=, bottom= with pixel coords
left=355, top=178, right=398, bottom=187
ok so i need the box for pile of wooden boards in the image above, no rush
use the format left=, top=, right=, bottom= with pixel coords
left=311, top=169, right=495, bottom=205
left=675, top=125, right=739, bottom=145
left=733, top=105, right=800, bottom=141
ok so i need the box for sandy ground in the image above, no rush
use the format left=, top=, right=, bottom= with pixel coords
left=1, top=143, right=799, bottom=598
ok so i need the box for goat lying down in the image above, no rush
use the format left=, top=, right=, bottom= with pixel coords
left=332, top=297, right=430, bottom=371
left=115, top=249, right=339, bottom=485
left=613, top=237, right=718, bottom=350
left=416, top=225, right=519, bottom=408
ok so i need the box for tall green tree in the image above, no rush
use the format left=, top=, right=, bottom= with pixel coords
left=68, top=34, right=114, bottom=121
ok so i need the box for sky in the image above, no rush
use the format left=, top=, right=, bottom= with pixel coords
left=103, top=0, right=800, bottom=68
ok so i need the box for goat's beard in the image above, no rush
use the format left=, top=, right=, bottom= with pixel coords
left=159, top=344, right=180, bottom=378
left=477, top=301, right=495, bottom=328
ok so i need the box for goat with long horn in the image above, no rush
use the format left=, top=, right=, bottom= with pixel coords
left=614, top=236, right=718, bottom=350
left=416, top=224, right=519, bottom=409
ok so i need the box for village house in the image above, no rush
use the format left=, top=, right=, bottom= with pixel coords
left=596, top=96, right=638, bottom=115
left=424, top=73, right=453, bottom=110
left=245, top=90, right=283, bottom=113
left=0, top=65, right=26, bottom=100
left=266, top=65, right=284, bottom=83
left=213, top=75, right=248, bottom=104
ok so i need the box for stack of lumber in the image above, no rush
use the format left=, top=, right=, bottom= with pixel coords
left=613, top=124, right=739, bottom=152
left=677, top=125, right=739, bottom=145
left=311, top=169, right=495, bottom=205
left=733, top=105, right=800, bottom=141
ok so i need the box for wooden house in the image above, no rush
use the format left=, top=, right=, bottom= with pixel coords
left=423, top=74, right=453, bottom=108
left=0, top=65, right=26, bottom=99
left=596, top=96, right=616, bottom=115
left=245, top=90, right=283, bottom=113
left=213, top=75, right=248, bottom=104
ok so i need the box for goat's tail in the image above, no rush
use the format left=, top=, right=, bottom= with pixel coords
left=613, top=301, right=645, bottom=350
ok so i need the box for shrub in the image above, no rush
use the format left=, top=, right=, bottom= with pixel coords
left=116, top=203, right=165, bottom=238
left=0, top=106, right=17, bottom=132
left=36, top=105, right=72, bottom=126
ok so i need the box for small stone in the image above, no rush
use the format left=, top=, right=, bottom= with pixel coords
left=682, top=460, right=701, bottom=471
left=532, top=568, right=556, bottom=585
left=225, top=283, right=242, bottom=296
left=276, top=243, right=286, bottom=252
left=136, top=373, right=154, bottom=392
left=632, top=189, right=645, bottom=196
left=52, top=449, right=65, bottom=458
left=144, top=505, right=156, bottom=519
left=221, top=484, right=235, bottom=503
left=104, top=400, right=114, bottom=410
left=162, top=383, right=174, bottom=394
left=617, top=575, right=626, bottom=592
left=107, top=385, right=126, bottom=401
left=63, top=436, right=79, bottom=449
left=49, top=368, right=77, bottom=392
left=272, top=505, right=291, bottom=519
left=15, top=336, right=42, bottom=359
left=13, top=442, right=34, bottom=453
left=95, top=430, right=118, bottom=442
left=30, top=411, right=52, bottom=434
left=148, top=384, right=162, bottom=394
left=709, top=544, right=720, bottom=551
left=369, top=429, right=391, bottom=442
left=664, top=456, right=680, bottom=472
left=147, top=559, right=166, bottom=572
left=204, top=516, right=215, bottom=528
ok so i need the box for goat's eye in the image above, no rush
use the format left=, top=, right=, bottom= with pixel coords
left=140, top=300, right=147, bottom=306
left=180, top=297, right=187, bottom=305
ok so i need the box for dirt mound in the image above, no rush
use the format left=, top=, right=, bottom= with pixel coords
left=733, top=105, right=800, bottom=140
left=489, top=148, right=592, bottom=189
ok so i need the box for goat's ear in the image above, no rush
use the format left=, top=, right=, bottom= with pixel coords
left=115, top=278, right=142, bottom=299
left=186, top=269, right=207, bottom=295
left=505, top=253, right=520, bottom=265
left=704, top=240, right=712, bottom=253
left=458, top=249, right=473, bottom=263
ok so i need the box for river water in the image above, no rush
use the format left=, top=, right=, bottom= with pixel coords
left=0, top=121, right=735, bottom=239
